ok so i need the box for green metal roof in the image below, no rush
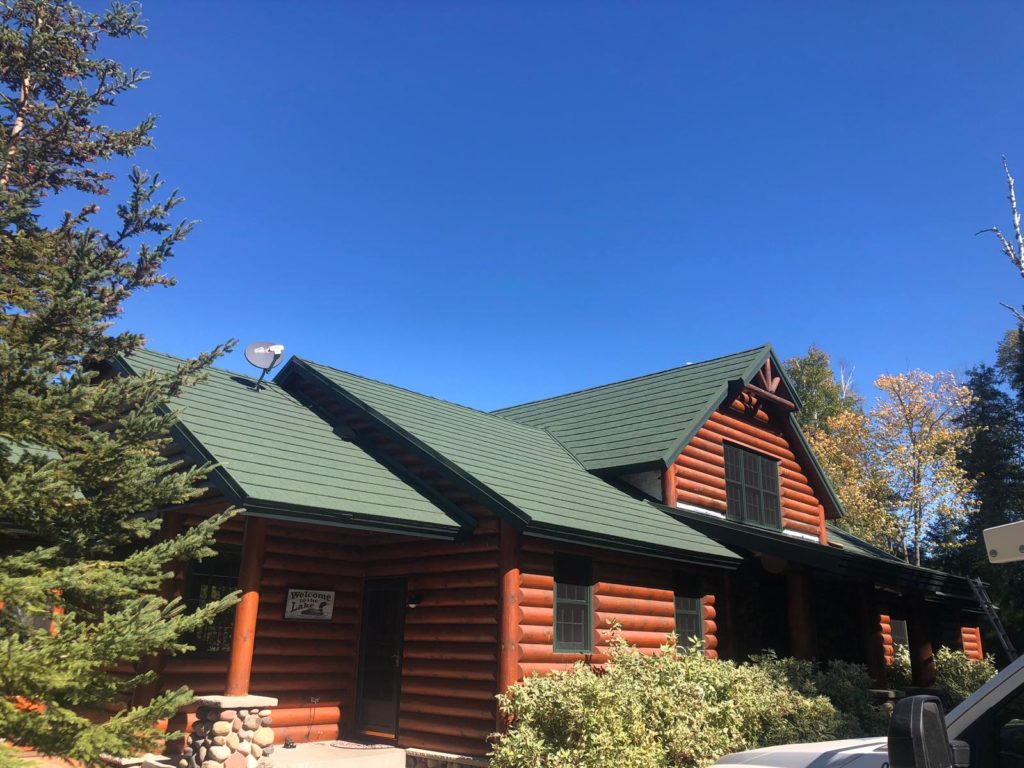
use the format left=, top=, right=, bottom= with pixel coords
left=494, top=344, right=845, bottom=519
left=116, top=350, right=467, bottom=537
left=493, top=345, right=772, bottom=472
left=281, top=358, right=741, bottom=566
left=661, top=505, right=974, bottom=601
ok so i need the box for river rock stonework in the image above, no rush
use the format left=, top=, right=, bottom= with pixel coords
left=182, top=695, right=278, bottom=768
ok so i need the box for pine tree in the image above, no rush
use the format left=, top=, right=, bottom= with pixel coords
left=949, top=349, right=1024, bottom=652
left=1, top=1, right=238, bottom=764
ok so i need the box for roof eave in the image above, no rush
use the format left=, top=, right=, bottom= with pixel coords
left=523, top=520, right=742, bottom=570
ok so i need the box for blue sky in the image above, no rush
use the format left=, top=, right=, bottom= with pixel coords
left=98, top=1, right=1024, bottom=410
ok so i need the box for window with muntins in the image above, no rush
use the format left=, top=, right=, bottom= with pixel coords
left=184, top=546, right=241, bottom=655
left=724, top=442, right=781, bottom=529
left=674, top=594, right=703, bottom=649
left=554, top=556, right=592, bottom=653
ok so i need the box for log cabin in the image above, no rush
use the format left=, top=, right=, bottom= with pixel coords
left=111, top=344, right=983, bottom=763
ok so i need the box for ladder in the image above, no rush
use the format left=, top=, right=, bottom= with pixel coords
left=968, top=576, right=1018, bottom=661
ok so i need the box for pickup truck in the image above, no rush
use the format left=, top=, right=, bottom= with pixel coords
left=716, top=521, right=1024, bottom=768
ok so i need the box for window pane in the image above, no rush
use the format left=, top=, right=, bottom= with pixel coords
left=891, top=619, right=909, bottom=646
left=763, top=490, right=780, bottom=527
left=725, top=444, right=741, bottom=479
left=554, top=556, right=591, bottom=652
left=557, top=603, right=586, bottom=647
left=743, top=451, right=761, bottom=488
left=674, top=595, right=702, bottom=646
left=726, top=481, right=744, bottom=519
left=556, top=582, right=587, bottom=602
left=760, top=457, right=777, bottom=490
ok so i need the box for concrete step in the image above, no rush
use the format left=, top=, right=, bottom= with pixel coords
left=273, top=742, right=405, bottom=768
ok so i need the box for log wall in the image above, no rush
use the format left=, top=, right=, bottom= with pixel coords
left=515, top=537, right=719, bottom=679
left=673, top=398, right=827, bottom=542
left=361, top=514, right=501, bottom=756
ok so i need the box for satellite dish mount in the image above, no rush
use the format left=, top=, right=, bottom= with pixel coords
left=244, top=342, right=285, bottom=391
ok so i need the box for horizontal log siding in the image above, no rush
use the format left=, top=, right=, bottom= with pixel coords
left=361, top=514, right=500, bottom=757
left=517, top=537, right=718, bottom=679
left=674, top=400, right=827, bottom=541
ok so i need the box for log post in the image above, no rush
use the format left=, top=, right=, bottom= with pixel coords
left=859, top=582, right=887, bottom=688
left=786, top=569, right=815, bottom=660
left=497, top=519, right=521, bottom=727
left=225, top=515, right=268, bottom=696
left=662, top=463, right=677, bottom=507
left=908, top=596, right=936, bottom=687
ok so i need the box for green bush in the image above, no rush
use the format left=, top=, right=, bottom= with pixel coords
left=751, top=652, right=890, bottom=738
left=886, top=644, right=996, bottom=708
left=490, top=637, right=886, bottom=768
left=887, top=644, right=912, bottom=690
left=934, top=646, right=997, bottom=707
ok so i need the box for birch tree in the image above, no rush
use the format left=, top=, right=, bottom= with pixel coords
left=871, top=371, right=977, bottom=565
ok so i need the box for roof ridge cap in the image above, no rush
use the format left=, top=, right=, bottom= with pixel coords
left=292, top=357, right=554, bottom=436
left=128, top=347, right=273, bottom=387
left=492, top=344, right=771, bottom=414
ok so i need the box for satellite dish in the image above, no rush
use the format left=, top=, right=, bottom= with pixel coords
left=244, top=341, right=285, bottom=391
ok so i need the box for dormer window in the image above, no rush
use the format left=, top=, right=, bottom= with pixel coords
left=723, top=443, right=781, bottom=529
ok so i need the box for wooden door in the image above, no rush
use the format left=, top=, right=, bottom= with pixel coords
left=355, top=578, right=406, bottom=738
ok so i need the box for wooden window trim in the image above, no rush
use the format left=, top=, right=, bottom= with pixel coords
left=553, top=555, right=592, bottom=654
left=723, top=442, right=782, bottom=530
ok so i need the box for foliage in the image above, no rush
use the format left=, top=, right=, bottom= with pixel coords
left=490, top=637, right=886, bottom=768
left=750, top=651, right=890, bottom=738
left=885, top=645, right=995, bottom=709
left=933, top=646, right=997, bottom=708
left=872, top=371, right=977, bottom=565
left=806, top=409, right=898, bottom=548
left=784, top=346, right=860, bottom=434
left=0, top=1, right=237, bottom=764
left=784, top=347, right=896, bottom=550
left=887, top=644, right=912, bottom=690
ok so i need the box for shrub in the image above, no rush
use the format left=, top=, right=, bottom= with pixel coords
left=934, top=647, right=997, bottom=707
left=751, top=651, right=890, bottom=737
left=887, top=644, right=912, bottom=690
left=490, top=636, right=885, bottom=768
left=886, top=644, right=996, bottom=708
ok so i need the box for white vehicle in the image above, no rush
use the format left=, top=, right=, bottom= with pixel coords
left=716, top=521, right=1024, bottom=768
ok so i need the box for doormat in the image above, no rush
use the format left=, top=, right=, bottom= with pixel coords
left=329, top=741, right=393, bottom=750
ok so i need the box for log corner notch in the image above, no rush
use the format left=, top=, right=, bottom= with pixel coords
left=497, top=520, right=521, bottom=726
left=225, top=515, right=269, bottom=696
left=961, top=625, right=984, bottom=661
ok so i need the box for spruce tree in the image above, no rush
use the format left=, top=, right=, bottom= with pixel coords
left=0, top=1, right=238, bottom=764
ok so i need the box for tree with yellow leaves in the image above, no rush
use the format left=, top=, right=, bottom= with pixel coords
left=872, top=371, right=978, bottom=566
left=805, top=409, right=897, bottom=549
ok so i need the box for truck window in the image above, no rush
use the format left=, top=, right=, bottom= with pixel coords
left=997, top=688, right=1024, bottom=768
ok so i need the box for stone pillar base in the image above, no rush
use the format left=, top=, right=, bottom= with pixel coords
left=183, top=695, right=278, bottom=768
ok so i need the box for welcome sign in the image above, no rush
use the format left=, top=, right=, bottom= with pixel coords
left=284, top=588, right=335, bottom=621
